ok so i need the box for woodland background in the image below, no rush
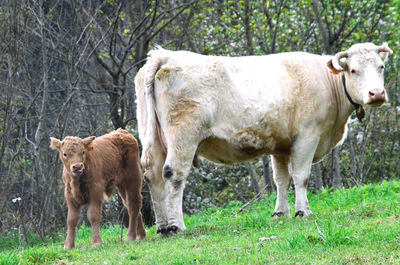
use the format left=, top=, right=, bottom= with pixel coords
left=0, top=0, right=399, bottom=244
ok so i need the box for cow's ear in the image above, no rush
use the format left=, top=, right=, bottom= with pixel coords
left=50, top=137, right=62, bottom=150
left=378, top=42, right=393, bottom=63
left=327, top=59, right=341, bottom=75
left=83, top=136, right=95, bottom=151
left=327, top=51, right=348, bottom=75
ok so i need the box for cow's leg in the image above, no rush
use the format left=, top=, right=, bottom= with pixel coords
left=162, top=135, right=197, bottom=236
left=64, top=201, right=81, bottom=249
left=87, top=200, right=103, bottom=247
left=142, top=139, right=170, bottom=234
left=271, top=154, right=291, bottom=217
left=290, top=138, right=319, bottom=217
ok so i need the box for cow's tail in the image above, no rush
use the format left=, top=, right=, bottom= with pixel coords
left=136, top=48, right=168, bottom=169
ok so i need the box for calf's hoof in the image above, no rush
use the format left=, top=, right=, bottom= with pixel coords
left=127, top=234, right=136, bottom=241
left=136, top=234, right=146, bottom=240
left=92, top=239, right=102, bottom=247
left=137, top=229, right=146, bottom=240
left=63, top=243, right=75, bottom=250
left=130, top=231, right=146, bottom=240
left=92, top=242, right=102, bottom=248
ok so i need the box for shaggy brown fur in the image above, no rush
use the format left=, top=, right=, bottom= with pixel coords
left=50, top=129, right=146, bottom=249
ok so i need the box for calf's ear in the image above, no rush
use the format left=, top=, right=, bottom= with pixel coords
left=83, top=136, right=96, bottom=151
left=50, top=137, right=62, bottom=150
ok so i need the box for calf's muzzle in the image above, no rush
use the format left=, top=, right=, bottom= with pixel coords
left=72, top=163, right=84, bottom=175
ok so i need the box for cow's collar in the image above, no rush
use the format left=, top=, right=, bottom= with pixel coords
left=342, top=74, right=365, bottom=121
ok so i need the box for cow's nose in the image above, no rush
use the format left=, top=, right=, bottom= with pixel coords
left=368, top=88, right=386, bottom=102
left=72, top=163, right=84, bottom=172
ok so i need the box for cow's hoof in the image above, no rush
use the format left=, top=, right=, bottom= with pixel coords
left=295, top=209, right=312, bottom=218
left=168, top=225, right=179, bottom=233
left=159, top=225, right=181, bottom=237
left=159, top=227, right=174, bottom=237
left=272, top=211, right=285, bottom=217
left=157, top=227, right=168, bottom=235
left=294, top=210, right=304, bottom=217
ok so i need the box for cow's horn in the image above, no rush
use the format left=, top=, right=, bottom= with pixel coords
left=376, top=43, right=393, bottom=55
left=332, top=51, right=348, bottom=71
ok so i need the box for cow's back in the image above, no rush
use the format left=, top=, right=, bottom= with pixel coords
left=149, top=50, right=338, bottom=163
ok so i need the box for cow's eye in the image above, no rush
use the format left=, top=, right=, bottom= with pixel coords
left=351, top=69, right=357, bottom=74
left=63, top=153, right=67, bottom=158
left=82, top=151, right=85, bottom=155
left=380, top=65, right=384, bottom=70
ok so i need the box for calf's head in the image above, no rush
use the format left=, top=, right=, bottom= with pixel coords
left=327, top=42, right=393, bottom=107
left=50, top=136, right=96, bottom=177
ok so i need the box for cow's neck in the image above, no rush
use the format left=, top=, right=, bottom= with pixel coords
left=328, top=73, right=355, bottom=121
left=341, top=75, right=365, bottom=121
left=326, top=72, right=356, bottom=145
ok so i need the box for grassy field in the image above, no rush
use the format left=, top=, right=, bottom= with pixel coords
left=1, top=181, right=400, bottom=265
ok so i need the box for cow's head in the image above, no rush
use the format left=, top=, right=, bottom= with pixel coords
left=327, top=42, right=393, bottom=107
left=50, top=136, right=95, bottom=177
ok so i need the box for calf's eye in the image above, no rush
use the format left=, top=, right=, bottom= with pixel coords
left=63, top=153, right=67, bottom=158
left=82, top=151, right=85, bottom=155
left=351, top=69, right=356, bottom=74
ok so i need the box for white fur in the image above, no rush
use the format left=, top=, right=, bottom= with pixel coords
left=135, top=43, right=391, bottom=231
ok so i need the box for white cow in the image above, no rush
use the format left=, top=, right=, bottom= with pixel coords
left=135, top=43, right=392, bottom=236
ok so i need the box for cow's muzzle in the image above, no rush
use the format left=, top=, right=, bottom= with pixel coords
left=71, top=163, right=84, bottom=176
left=368, top=88, right=386, bottom=106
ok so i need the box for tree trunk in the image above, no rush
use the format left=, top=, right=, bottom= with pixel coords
left=331, top=147, right=342, bottom=187
left=141, top=183, right=155, bottom=226
left=261, top=156, right=274, bottom=192
left=248, top=162, right=260, bottom=197
left=243, top=0, right=254, bottom=56
left=313, top=164, right=323, bottom=191
left=347, top=135, right=358, bottom=180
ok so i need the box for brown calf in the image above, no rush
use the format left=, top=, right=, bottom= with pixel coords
left=50, top=129, right=146, bottom=249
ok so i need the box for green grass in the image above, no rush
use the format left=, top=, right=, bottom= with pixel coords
left=1, top=181, right=400, bottom=264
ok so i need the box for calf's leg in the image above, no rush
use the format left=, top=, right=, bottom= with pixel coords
left=125, top=186, right=146, bottom=240
left=136, top=212, right=146, bottom=239
left=124, top=148, right=147, bottom=240
left=271, top=154, right=291, bottom=217
left=64, top=202, right=81, bottom=249
left=87, top=200, right=103, bottom=247
left=118, top=185, right=146, bottom=240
